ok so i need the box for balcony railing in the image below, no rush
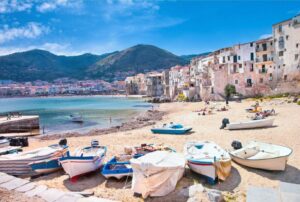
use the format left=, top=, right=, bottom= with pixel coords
left=259, top=69, right=268, bottom=74
left=256, top=58, right=273, bottom=63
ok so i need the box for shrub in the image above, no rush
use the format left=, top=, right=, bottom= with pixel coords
left=224, top=84, right=236, bottom=98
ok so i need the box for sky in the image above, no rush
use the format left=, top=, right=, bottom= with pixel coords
left=0, top=0, right=300, bottom=56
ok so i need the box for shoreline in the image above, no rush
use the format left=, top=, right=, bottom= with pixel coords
left=37, top=109, right=165, bottom=140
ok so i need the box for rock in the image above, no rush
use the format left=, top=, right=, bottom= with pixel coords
left=0, top=178, right=29, bottom=190
left=180, top=184, right=205, bottom=198
left=206, top=189, right=223, bottom=202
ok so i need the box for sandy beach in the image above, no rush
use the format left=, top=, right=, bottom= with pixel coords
left=19, top=99, right=300, bottom=202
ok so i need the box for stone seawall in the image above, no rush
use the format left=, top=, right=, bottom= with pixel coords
left=0, top=116, right=39, bottom=133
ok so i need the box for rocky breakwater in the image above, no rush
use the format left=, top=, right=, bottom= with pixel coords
left=39, top=110, right=165, bottom=140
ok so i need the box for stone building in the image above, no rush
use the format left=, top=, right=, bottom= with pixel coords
left=146, top=72, right=164, bottom=97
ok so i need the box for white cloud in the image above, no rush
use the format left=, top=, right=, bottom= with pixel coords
left=0, top=0, right=33, bottom=13
left=0, top=22, right=49, bottom=44
left=259, top=33, right=272, bottom=39
left=36, top=0, right=82, bottom=13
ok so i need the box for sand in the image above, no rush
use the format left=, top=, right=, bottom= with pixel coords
left=22, top=99, right=300, bottom=202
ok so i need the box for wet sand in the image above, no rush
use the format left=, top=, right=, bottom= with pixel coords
left=22, top=98, right=300, bottom=202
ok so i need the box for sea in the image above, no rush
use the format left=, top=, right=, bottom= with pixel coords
left=0, top=96, right=152, bottom=134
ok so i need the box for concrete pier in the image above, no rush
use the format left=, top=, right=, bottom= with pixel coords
left=0, top=115, right=39, bottom=134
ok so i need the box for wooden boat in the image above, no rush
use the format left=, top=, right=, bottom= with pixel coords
left=59, top=140, right=106, bottom=178
left=151, top=123, right=192, bottom=134
left=0, top=137, right=10, bottom=148
left=0, top=144, right=67, bottom=176
left=130, top=151, right=185, bottom=198
left=101, top=154, right=142, bottom=179
left=185, top=141, right=231, bottom=184
left=70, top=114, right=83, bottom=123
left=0, top=146, right=22, bottom=156
left=229, top=141, right=292, bottom=171
left=226, top=118, right=274, bottom=130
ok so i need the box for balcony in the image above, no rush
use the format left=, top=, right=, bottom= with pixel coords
left=256, top=58, right=273, bottom=63
left=259, top=69, right=268, bottom=74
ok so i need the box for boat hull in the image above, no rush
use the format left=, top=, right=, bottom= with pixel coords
left=29, top=158, right=61, bottom=174
left=187, top=160, right=216, bottom=183
left=230, top=154, right=288, bottom=171
left=227, top=119, right=274, bottom=130
left=60, top=156, right=104, bottom=178
left=151, top=127, right=192, bottom=134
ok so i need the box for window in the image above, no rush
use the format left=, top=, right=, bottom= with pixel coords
left=239, top=64, right=242, bottom=68
left=262, top=65, right=266, bottom=73
left=286, top=35, right=289, bottom=40
left=260, top=78, right=263, bottom=83
left=233, top=55, right=238, bottom=63
left=278, top=65, right=280, bottom=69
left=279, top=51, right=284, bottom=57
left=250, top=64, right=254, bottom=72
left=295, top=54, right=299, bottom=60
left=235, top=80, right=238, bottom=84
left=250, top=52, right=254, bottom=61
left=250, top=42, right=253, bottom=47
left=270, top=42, right=273, bottom=46
left=278, top=24, right=282, bottom=32
left=284, top=75, right=287, bottom=81
left=211, top=87, right=214, bottom=94
left=238, top=56, right=241, bottom=60
left=263, top=54, right=268, bottom=61
left=297, top=43, right=299, bottom=48
left=279, top=36, right=285, bottom=49
left=223, top=56, right=225, bottom=63
left=269, top=73, right=273, bottom=81
left=227, top=56, right=230, bottom=61
left=246, top=79, right=252, bottom=87
left=262, top=43, right=267, bottom=51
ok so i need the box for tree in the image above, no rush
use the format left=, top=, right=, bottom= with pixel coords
left=224, top=84, right=236, bottom=104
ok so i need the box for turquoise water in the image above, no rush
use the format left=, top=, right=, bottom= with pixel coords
left=0, top=96, right=151, bottom=134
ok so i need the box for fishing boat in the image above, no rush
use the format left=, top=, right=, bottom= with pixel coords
left=59, top=140, right=107, bottom=178
left=0, top=137, right=10, bottom=148
left=130, top=151, right=185, bottom=198
left=151, top=123, right=192, bottom=135
left=185, top=141, right=231, bottom=184
left=70, top=114, right=83, bottom=123
left=0, top=144, right=67, bottom=176
left=0, top=146, right=22, bottom=156
left=225, top=118, right=274, bottom=130
left=101, top=154, right=142, bottom=179
left=229, top=141, right=292, bottom=171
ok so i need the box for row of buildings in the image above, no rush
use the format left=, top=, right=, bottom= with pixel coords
left=0, top=79, right=126, bottom=97
left=125, top=15, right=300, bottom=100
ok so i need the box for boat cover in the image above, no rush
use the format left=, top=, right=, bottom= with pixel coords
left=130, top=151, right=185, bottom=198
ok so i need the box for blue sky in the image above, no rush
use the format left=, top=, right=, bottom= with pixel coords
left=0, top=0, right=299, bottom=56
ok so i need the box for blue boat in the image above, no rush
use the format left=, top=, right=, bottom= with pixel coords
left=29, top=145, right=68, bottom=174
left=101, top=154, right=142, bottom=179
left=151, top=123, right=192, bottom=135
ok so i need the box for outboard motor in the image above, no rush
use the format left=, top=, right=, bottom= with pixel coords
left=91, top=140, right=99, bottom=147
left=59, top=138, right=67, bottom=146
left=220, top=118, right=230, bottom=129
left=231, top=141, right=242, bottom=150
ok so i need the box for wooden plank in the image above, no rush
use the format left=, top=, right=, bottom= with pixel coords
left=0, top=178, right=29, bottom=190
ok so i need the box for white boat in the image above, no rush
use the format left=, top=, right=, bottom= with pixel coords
left=59, top=141, right=107, bottom=178
left=185, top=141, right=231, bottom=184
left=70, top=114, right=83, bottom=123
left=0, top=138, right=10, bottom=148
left=0, top=144, right=67, bottom=176
left=226, top=118, right=274, bottom=130
left=229, top=141, right=292, bottom=171
left=130, top=151, right=185, bottom=198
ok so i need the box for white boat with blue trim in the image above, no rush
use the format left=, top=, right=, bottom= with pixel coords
left=59, top=140, right=106, bottom=178
left=184, top=141, right=231, bottom=184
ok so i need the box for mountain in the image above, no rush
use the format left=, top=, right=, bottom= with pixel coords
left=87, top=44, right=188, bottom=80
left=0, top=45, right=194, bottom=82
left=180, top=52, right=211, bottom=62
left=0, top=50, right=115, bottom=81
